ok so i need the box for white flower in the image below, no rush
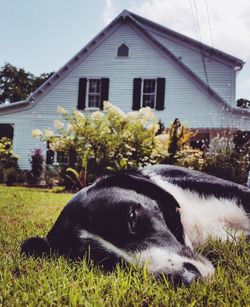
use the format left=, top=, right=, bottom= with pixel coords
left=156, top=133, right=169, bottom=143
left=54, top=120, right=64, bottom=129
left=139, top=107, right=155, bottom=121
left=44, top=129, right=54, bottom=138
left=49, top=142, right=55, bottom=151
left=67, top=123, right=76, bottom=132
left=147, top=123, right=159, bottom=133
left=103, top=101, right=112, bottom=110
left=57, top=106, right=68, bottom=115
left=91, top=111, right=104, bottom=119
left=32, top=129, right=43, bottom=139
left=74, top=110, right=85, bottom=118
left=127, top=111, right=138, bottom=119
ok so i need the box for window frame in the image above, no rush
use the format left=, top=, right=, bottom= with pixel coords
left=140, top=78, right=157, bottom=109
left=86, top=78, right=102, bottom=109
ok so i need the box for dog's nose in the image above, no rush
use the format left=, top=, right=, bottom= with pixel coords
left=182, top=262, right=201, bottom=285
left=156, top=262, right=201, bottom=287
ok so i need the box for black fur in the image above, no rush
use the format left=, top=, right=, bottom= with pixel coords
left=21, top=237, right=50, bottom=257
left=21, top=165, right=250, bottom=285
left=141, top=165, right=250, bottom=212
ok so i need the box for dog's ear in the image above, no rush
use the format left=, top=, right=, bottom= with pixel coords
left=96, top=173, right=185, bottom=244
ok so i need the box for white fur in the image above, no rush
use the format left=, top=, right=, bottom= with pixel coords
left=79, top=230, right=215, bottom=279
left=150, top=175, right=250, bottom=247
left=79, top=230, right=135, bottom=264
left=136, top=247, right=214, bottom=279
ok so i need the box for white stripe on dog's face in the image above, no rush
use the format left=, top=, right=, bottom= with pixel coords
left=135, top=246, right=214, bottom=280
left=79, top=229, right=214, bottom=285
left=150, top=176, right=250, bottom=247
left=79, top=229, right=135, bottom=264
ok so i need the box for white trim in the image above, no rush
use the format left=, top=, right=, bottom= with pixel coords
left=140, top=78, right=157, bottom=109
left=86, top=78, right=102, bottom=109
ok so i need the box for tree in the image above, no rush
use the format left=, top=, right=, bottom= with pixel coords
left=0, top=63, right=53, bottom=104
left=236, top=98, right=250, bottom=109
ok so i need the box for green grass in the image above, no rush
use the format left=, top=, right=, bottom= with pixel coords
left=0, top=186, right=249, bottom=306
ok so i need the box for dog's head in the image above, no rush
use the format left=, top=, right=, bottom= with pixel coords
left=23, top=172, right=214, bottom=286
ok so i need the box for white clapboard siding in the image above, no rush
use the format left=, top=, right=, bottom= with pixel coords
left=33, top=23, right=226, bottom=120
left=0, top=23, right=249, bottom=169
left=147, top=29, right=235, bottom=105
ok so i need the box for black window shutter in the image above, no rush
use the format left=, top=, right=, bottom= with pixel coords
left=77, top=78, right=87, bottom=110
left=156, top=78, right=166, bottom=110
left=132, top=78, right=141, bottom=110
left=100, top=78, right=109, bottom=110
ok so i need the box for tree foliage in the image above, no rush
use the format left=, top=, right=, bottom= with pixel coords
left=236, top=98, right=250, bottom=109
left=0, top=63, right=53, bottom=104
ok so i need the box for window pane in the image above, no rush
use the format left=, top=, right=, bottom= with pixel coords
left=88, top=94, right=100, bottom=107
left=89, top=79, right=101, bottom=93
left=143, top=94, right=155, bottom=108
left=142, top=79, right=156, bottom=108
left=143, top=79, right=156, bottom=94
left=88, top=79, right=101, bottom=108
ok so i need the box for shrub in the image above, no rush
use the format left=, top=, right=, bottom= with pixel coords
left=33, top=102, right=169, bottom=187
left=0, top=137, right=18, bottom=169
left=203, top=133, right=250, bottom=184
left=0, top=137, right=20, bottom=184
left=45, top=165, right=60, bottom=187
left=174, top=145, right=204, bottom=170
left=29, top=148, right=44, bottom=182
left=16, top=170, right=28, bottom=184
left=162, top=118, right=204, bottom=170
left=3, top=167, right=17, bottom=186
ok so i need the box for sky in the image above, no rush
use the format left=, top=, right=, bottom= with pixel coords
left=1, top=0, right=250, bottom=100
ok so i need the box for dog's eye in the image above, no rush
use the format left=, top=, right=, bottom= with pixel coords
left=128, top=208, right=138, bottom=234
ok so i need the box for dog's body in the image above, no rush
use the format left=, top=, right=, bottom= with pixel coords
left=22, top=165, right=250, bottom=286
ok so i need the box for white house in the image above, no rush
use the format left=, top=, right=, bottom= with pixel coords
left=1, top=10, right=250, bottom=169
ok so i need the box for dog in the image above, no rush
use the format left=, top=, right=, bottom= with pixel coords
left=21, top=165, right=250, bottom=286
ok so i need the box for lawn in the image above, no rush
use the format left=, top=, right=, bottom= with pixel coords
left=0, top=186, right=249, bottom=306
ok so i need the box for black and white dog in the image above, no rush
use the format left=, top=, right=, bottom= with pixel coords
left=21, top=165, right=250, bottom=286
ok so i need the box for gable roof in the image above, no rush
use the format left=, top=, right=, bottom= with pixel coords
left=129, top=11, right=244, bottom=68
left=0, top=9, right=249, bottom=117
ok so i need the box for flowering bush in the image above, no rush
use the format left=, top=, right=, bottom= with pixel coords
left=0, top=137, right=13, bottom=159
left=162, top=118, right=204, bottom=170
left=175, top=145, right=204, bottom=170
left=0, top=137, right=19, bottom=183
left=203, top=133, right=250, bottom=184
left=33, top=102, right=169, bottom=186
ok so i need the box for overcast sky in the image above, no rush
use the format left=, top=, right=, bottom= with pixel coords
left=1, top=0, right=250, bottom=100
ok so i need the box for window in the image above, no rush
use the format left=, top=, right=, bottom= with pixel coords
left=132, top=78, right=165, bottom=111
left=0, top=124, right=14, bottom=139
left=87, top=79, right=101, bottom=108
left=77, top=78, right=109, bottom=110
left=117, top=44, right=129, bottom=57
left=46, top=141, right=68, bottom=165
left=142, top=79, right=157, bottom=108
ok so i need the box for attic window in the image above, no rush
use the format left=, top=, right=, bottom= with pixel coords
left=117, top=44, right=129, bottom=57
